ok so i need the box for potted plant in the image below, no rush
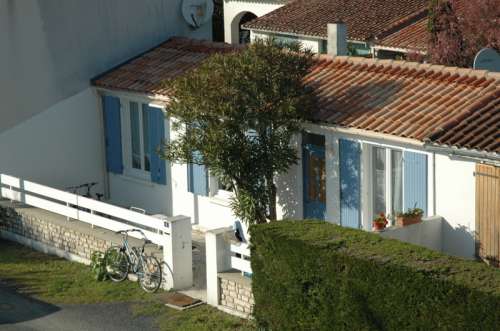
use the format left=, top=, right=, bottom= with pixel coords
left=396, top=206, right=423, bottom=227
left=372, top=213, right=388, bottom=231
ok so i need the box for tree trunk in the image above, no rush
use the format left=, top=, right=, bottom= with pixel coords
left=266, top=171, right=277, bottom=221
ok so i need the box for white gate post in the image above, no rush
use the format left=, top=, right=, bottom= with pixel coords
left=162, top=215, right=192, bottom=290
left=206, top=227, right=233, bottom=306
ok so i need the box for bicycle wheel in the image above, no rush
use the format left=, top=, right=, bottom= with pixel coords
left=105, top=246, right=129, bottom=282
left=138, top=255, right=162, bottom=293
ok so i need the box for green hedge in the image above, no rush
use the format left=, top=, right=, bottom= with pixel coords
left=251, top=220, right=500, bottom=330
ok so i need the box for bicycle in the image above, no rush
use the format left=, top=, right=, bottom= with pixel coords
left=66, top=182, right=104, bottom=200
left=105, top=229, right=163, bottom=293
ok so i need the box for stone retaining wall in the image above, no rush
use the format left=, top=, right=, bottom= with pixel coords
left=0, top=205, right=113, bottom=262
left=219, top=273, right=254, bottom=316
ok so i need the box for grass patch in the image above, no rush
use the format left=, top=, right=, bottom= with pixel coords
left=0, top=239, right=155, bottom=304
left=0, top=239, right=255, bottom=330
left=132, top=302, right=256, bottom=331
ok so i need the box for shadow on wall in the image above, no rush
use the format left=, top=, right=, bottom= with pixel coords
left=276, top=166, right=300, bottom=219
left=441, top=219, right=476, bottom=260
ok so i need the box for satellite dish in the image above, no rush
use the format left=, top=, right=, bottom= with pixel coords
left=182, top=0, right=214, bottom=29
left=473, top=48, right=500, bottom=72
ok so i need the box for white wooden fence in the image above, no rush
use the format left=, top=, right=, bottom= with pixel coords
left=0, top=173, right=193, bottom=290
left=230, top=243, right=252, bottom=274
left=205, top=227, right=252, bottom=309
left=0, top=174, right=167, bottom=243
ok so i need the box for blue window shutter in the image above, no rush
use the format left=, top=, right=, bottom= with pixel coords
left=147, top=106, right=167, bottom=185
left=339, top=139, right=361, bottom=229
left=187, top=151, right=208, bottom=196
left=102, top=96, right=123, bottom=174
left=404, top=151, right=428, bottom=216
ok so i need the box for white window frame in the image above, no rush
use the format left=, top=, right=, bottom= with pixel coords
left=121, top=99, right=151, bottom=182
left=367, top=144, right=406, bottom=226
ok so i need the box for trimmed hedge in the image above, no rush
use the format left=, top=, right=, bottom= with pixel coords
left=251, top=220, right=500, bottom=330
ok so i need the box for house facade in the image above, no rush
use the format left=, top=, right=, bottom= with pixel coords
left=0, top=0, right=212, bottom=193
left=92, top=37, right=500, bottom=260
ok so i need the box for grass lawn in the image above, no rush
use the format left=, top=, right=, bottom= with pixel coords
left=0, top=239, right=255, bottom=331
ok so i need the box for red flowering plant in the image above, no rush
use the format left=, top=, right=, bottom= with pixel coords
left=372, top=213, right=389, bottom=231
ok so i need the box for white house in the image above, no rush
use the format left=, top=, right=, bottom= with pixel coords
left=242, top=0, right=430, bottom=59
left=91, top=36, right=499, bottom=262
left=0, top=0, right=212, bottom=194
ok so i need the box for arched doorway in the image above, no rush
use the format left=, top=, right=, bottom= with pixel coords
left=238, top=12, right=257, bottom=44
left=230, top=11, right=257, bottom=44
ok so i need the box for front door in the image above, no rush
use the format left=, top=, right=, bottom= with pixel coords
left=476, top=164, right=500, bottom=266
left=303, top=143, right=326, bottom=220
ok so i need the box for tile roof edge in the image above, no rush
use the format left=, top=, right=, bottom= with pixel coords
left=315, top=54, right=500, bottom=82
left=91, top=37, right=236, bottom=85
left=374, top=9, right=428, bottom=41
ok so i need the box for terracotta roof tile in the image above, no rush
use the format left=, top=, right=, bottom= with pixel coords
left=242, top=0, right=428, bottom=42
left=375, top=17, right=429, bottom=52
left=92, top=37, right=237, bottom=99
left=307, top=56, right=500, bottom=153
left=92, top=38, right=500, bottom=155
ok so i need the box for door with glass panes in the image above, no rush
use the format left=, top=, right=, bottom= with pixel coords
left=303, top=133, right=326, bottom=220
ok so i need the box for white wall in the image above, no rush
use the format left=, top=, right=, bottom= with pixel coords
left=0, top=0, right=211, bottom=209
left=380, top=216, right=443, bottom=252
left=0, top=88, right=104, bottom=192
left=434, top=154, right=476, bottom=258
left=108, top=173, right=171, bottom=216
left=251, top=31, right=322, bottom=53
left=0, top=0, right=212, bottom=134
left=224, top=0, right=285, bottom=44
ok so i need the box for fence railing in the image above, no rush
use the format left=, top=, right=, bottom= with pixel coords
left=0, top=174, right=168, bottom=245
left=230, top=243, right=252, bottom=274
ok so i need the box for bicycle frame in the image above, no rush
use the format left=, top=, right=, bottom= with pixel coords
left=118, top=231, right=148, bottom=276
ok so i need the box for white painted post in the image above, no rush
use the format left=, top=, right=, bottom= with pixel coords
left=162, top=215, right=193, bottom=290
left=206, top=227, right=233, bottom=307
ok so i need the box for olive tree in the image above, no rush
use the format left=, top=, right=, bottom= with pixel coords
left=161, top=39, right=315, bottom=225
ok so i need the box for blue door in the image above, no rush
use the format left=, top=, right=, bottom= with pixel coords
left=303, top=144, right=326, bottom=220
left=339, top=139, right=361, bottom=228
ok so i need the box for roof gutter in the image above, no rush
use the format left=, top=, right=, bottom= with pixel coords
left=423, top=142, right=500, bottom=166
left=303, top=122, right=424, bottom=147
left=371, top=44, right=427, bottom=55
left=245, top=27, right=368, bottom=47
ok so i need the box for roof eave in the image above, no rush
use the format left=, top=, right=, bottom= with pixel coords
left=423, top=142, right=500, bottom=165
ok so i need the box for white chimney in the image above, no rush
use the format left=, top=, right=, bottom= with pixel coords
left=327, top=22, right=347, bottom=56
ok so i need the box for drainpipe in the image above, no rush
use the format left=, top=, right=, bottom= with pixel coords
left=94, top=89, right=110, bottom=199
left=433, top=152, right=436, bottom=216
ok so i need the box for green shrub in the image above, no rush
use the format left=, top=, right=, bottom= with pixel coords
left=90, top=251, right=108, bottom=281
left=251, top=220, right=500, bottom=330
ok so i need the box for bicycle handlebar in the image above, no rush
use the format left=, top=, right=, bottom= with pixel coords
left=115, top=229, right=150, bottom=243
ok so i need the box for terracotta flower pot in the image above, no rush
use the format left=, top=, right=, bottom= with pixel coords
left=372, top=222, right=386, bottom=231
left=396, top=215, right=422, bottom=227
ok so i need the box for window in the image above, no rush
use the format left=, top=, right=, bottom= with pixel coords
left=128, top=102, right=151, bottom=173
left=142, top=105, right=151, bottom=172
left=369, top=145, right=428, bottom=222
left=319, top=40, right=328, bottom=54
left=372, top=147, right=386, bottom=217
left=391, top=150, right=403, bottom=216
